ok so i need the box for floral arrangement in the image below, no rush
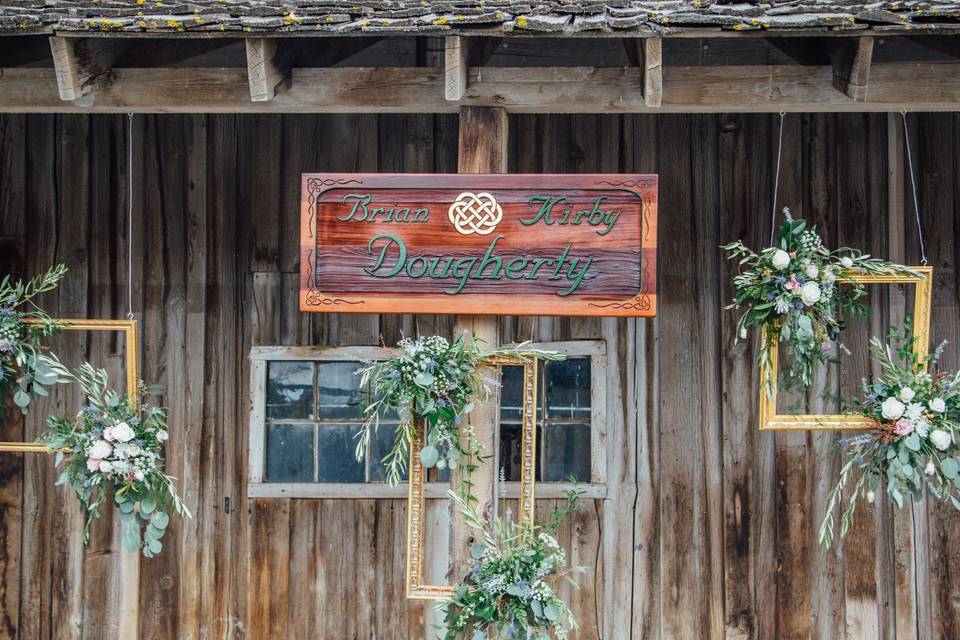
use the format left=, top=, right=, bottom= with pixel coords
left=355, top=334, right=562, bottom=486
left=722, top=210, right=917, bottom=397
left=37, top=361, right=191, bottom=557
left=439, top=490, right=583, bottom=640
left=0, top=264, right=69, bottom=413
left=819, top=325, right=960, bottom=547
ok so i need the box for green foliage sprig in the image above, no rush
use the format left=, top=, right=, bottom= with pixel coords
left=722, top=210, right=918, bottom=398
left=819, top=324, right=960, bottom=548
left=0, top=264, right=70, bottom=413
left=37, top=361, right=191, bottom=557
left=439, top=488, right=585, bottom=640
left=355, top=334, right=563, bottom=487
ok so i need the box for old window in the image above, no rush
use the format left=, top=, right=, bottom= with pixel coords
left=248, top=342, right=605, bottom=498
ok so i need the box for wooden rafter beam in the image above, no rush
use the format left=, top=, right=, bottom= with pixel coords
left=623, top=37, right=662, bottom=108
left=445, top=36, right=502, bottom=101
left=768, top=36, right=874, bottom=101
left=245, top=36, right=381, bottom=102
left=49, top=36, right=127, bottom=102
left=1, top=62, right=958, bottom=113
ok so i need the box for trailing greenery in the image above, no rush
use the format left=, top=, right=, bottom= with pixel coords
left=819, top=323, right=960, bottom=548
left=37, top=361, right=191, bottom=557
left=722, top=210, right=918, bottom=398
left=0, top=264, right=69, bottom=413
left=354, top=333, right=563, bottom=487
left=439, top=488, right=584, bottom=640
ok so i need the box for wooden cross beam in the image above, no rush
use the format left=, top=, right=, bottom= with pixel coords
left=622, top=37, right=663, bottom=108
left=768, top=36, right=874, bottom=101
left=445, top=36, right=502, bottom=101
left=245, top=36, right=383, bottom=102
left=49, top=36, right=128, bottom=102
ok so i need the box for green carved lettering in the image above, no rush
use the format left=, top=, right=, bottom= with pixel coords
left=446, top=257, right=478, bottom=294
left=364, top=233, right=406, bottom=277
left=340, top=193, right=371, bottom=221
left=558, top=257, right=592, bottom=296
left=504, top=257, right=530, bottom=279
left=475, top=235, right=505, bottom=279
left=406, top=256, right=429, bottom=278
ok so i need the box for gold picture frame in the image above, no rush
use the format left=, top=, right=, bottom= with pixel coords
left=406, top=356, right=538, bottom=600
left=758, top=267, right=932, bottom=430
left=0, top=318, right=140, bottom=452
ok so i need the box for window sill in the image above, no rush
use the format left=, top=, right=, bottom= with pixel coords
left=247, top=481, right=606, bottom=500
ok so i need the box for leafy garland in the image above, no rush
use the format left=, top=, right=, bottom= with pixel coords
left=37, top=361, right=191, bottom=557
left=355, top=334, right=563, bottom=487
left=722, top=210, right=918, bottom=398
left=0, top=264, right=70, bottom=413
left=819, top=324, right=960, bottom=548
left=439, top=489, right=584, bottom=640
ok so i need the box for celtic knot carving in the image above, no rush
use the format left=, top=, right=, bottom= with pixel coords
left=447, top=192, right=503, bottom=236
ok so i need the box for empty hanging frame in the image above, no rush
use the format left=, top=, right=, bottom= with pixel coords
left=0, top=318, right=140, bottom=452
left=758, top=267, right=932, bottom=430
left=406, top=355, right=538, bottom=600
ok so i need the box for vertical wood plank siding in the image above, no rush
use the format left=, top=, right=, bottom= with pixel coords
left=0, top=113, right=958, bottom=639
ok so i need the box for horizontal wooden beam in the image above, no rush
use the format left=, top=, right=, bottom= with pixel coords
left=0, top=62, right=958, bottom=113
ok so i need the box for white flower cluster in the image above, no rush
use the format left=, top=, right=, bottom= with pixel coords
left=84, top=419, right=167, bottom=482
left=879, top=386, right=952, bottom=450
left=768, top=248, right=838, bottom=316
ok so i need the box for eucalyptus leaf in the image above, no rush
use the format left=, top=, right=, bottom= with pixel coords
left=151, top=511, right=170, bottom=530
left=905, top=432, right=921, bottom=452
left=140, top=495, right=157, bottom=515
left=147, top=539, right=162, bottom=555
left=419, top=445, right=439, bottom=469
left=413, top=372, right=435, bottom=388
left=54, top=451, right=63, bottom=467
left=543, top=604, right=560, bottom=622
left=941, top=457, right=959, bottom=480
left=471, top=543, right=485, bottom=560
left=118, top=501, right=136, bottom=514
left=121, top=521, right=141, bottom=553
left=13, top=389, right=29, bottom=409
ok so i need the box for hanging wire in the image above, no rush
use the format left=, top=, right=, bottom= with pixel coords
left=901, top=111, right=928, bottom=266
left=769, top=111, right=786, bottom=246
left=126, top=113, right=135, bottom=320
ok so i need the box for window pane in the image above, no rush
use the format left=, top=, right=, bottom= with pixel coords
left=316, top=423, right=365, bottom=482
left=368, top=422, right=408, bottom=483
left=267, top=362, right=314, bottom=420
left=499, top=365, right=524, bottom=422
left=542, top=423, right=590, bottom=482
left=317, top=362, right=364, bottom=420
left=545, top=359, right=591, bottom=420
left=266, top=423, right=314, bottom=481
left=498, top=424, right=543, bottom=482
left=499, top=365, right=543, bottom=422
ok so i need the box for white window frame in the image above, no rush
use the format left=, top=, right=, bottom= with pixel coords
left=247, top=341, right=607, bottom=499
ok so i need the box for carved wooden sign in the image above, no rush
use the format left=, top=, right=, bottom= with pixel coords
left=299, top=173, right=658, bottom=316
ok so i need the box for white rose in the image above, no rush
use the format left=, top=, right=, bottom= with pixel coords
left=840, top=256, right=854, bottom=269
left=98, top=460, right=113, bottom=473
left=156, top=430, right=169, bottom=443
left=112, top=421, right=135, bottom=443
left=930, top=430, right=952, bottom=451
left=867, top=490, right=875, bottom=503
left=134, top=470, right=145, bottom=482
left=805, top=264, right=819, bottom=279
left=916, top=418, right=931, bottom=438
left=771, top=250, right=791, bottom=270
left=88, top=440, right=112, bottom=460
left=925, top=461, right=937, bottom=476
left=881, top=397, right=906, bottom=421
left=898, top=387, right=916, bottom=402
left=800, top=281, right=822, bottom=305
left=930, top=398, right=946, bottom=413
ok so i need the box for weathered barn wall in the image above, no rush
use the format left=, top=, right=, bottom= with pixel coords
left=0, top=112, right=958, bottom=639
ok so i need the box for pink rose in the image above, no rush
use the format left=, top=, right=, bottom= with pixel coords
left=893, top=419, right=914, bottom=436
left=103, top=427, right=115, bottom=442
left=86, top=458, right=101, bottom=472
